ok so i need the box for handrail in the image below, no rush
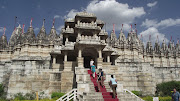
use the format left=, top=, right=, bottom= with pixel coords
left=56, top=89, right=77, bottom=101
left=123, top=89, right=144, bottom=101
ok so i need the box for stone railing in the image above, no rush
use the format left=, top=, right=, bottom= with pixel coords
left=62, top=28, right=74, bottom=34
left=75, top=22, right=101, bottom=30
left=76, top=12, right=96, bottom=17
left=56, top=88, right=77, bottom=101
left=80, top=35, right=101, bottom=41
left=65, top=18, right=74, bottom=22
left=65, top=41, right=75, bottom=46
left=96, top=19, right=105, bottom=24
left=123, top=89, right=144, bottom=101
left=99, top=29, right=108, bottom=35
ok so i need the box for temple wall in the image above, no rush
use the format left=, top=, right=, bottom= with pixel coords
left=0, top=56, right=63, bottom=99
left=154, top=67, right=180, bottom=84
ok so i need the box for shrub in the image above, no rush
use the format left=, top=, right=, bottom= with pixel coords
left=13, top=92, right=36, bottom=100
left=142, top=96, right=153, bottom=101
left=14, top=93, right=26, bottom=100
left=159, top=96, right=171, bottom=101
left=51, top=92, right=65, bottom=100
left=24, top=92, right=36, bottom=100
left=132, top=91, right=142, bottom=96
left=0, top=83, right=6, bottom=99
left=142, top=96, right=171, bottom=101
left=156, top=81, right=180, bottom=96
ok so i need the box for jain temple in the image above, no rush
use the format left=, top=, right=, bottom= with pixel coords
left=0, top=12, right=180, bottom=100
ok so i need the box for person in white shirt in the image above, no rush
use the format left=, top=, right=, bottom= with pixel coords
left=90, top=59, right=94, bottom=67
left=109, top=75, right=117, bottom=99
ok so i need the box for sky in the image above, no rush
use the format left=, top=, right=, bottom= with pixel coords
left=0, top=0, right=180, bottom=46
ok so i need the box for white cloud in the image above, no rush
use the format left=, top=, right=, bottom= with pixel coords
left=34, top=27, right=39, bottom=32
left=1, top=6, right=5, bottom=9
left=147, top=1, right=158, bottom=7
left=142, top=18, right=180, bottom=28
left=64, top=0, right=146, bottom=31
left=0, top=27, right=7, bottom=33
left=0, top=27, right=3, bottom=32
left=139, top=27, right=168, bottom=46
left=64, top=9, right=78, bottom=19
left=57, top=25, right=64, bottom=31
left=141, top=19, right=157, bottom=28
left=54, top=15, right=60, bottom=19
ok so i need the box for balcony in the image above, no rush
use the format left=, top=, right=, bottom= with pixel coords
left=76, top=35, right=106, bottom=45
left=76, top=12, right=96, bottom=18
left=62, top=42, right=75, bottom=50
left=75, top=22, right=101, bottom=30
left=62, top=28, right=74, bottom=34
left=65, top=18, right=74, bottom=22
left=99, top=30, right=108, bottom=36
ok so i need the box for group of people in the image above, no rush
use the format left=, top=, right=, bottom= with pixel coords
left=90, top=59, right=117, bottom=99
left=90, top=59, right=180, bottom=100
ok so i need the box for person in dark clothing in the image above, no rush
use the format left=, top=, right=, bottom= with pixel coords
left=172, top=88, right=180, bottom=101
left=97, top=69, right=102, bottom=91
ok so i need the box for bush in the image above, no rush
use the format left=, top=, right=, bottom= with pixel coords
left=142, top=96, right=171, bottom=101
left=156, top=81, right=180, bottom=96
left=142, top=96, right=153, bottom=101
left=14, top=92, right=36, bottom=100
left=14, top=93, right=26, bottom=100
left=132, top=91, right=142, bottom=96
left=0, top=83, right=6, bottom=99
left=51, top=92, right=65, bottom=100
left=159, top=96, right=171, bottom=101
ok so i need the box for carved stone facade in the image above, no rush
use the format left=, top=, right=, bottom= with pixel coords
left=0, top=12, right=180, bottom=98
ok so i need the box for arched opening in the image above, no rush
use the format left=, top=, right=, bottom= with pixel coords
left=82, top=47, right=98, bottom=68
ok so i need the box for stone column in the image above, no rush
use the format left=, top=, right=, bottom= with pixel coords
left=98, top=49, right=102, bottom=58
left=52, top=55, right=59, bottom=69
left=107, top=55, right=110, bottom=62
left=53, top=55, right=56, bottom=64
left=97, top=48, right=103, bottom=69
left=77, top=20, right=80, bottom=25
left=78, top=49, right=82, bottom=58
left=64, top=52, right=67, bottom=62
left=77, top=48, right=83, bottom=67
left=65, top=36, right=69, bottom=43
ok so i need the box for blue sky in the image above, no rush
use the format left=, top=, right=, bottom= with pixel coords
left=0, top=0, right=180, bottom=45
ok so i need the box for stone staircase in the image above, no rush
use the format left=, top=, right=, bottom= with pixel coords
left=76, top=69, right=144, bottom=101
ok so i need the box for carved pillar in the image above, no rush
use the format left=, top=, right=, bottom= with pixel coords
left=52, top=55, right=59, bottom=69
left=77, top=48, right=83, bottom=67
left=97, top=48, right=103, bottom=69
left=78, top=48, right=82, bottom=58
left=53, top=55, right=56, bottom=64
left=107, top=55, right=110, bottom=62
left=98, top=49, right=102, bottom=58
left=77, top=20, right=80, bottom=25
left=65, top=35, right=69, bottom=43
left=64, top=52, right=67, bottom=62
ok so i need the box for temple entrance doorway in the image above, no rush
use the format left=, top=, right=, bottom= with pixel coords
left=82, top=47, right=98, bottom=69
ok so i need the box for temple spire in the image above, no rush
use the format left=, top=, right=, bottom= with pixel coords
left=121, top=24, right=123, bottom=33
left=113, top=24, right=115, bottom=33
left=52, top=18, right=55, bottom=28
left=22, top=24, right=25, bottom=34
left=14, top=16, right=17, bottom=30
left=43, top=18, right=45, bottom=27
left=177, top=38, right=179, bottom=44
left=3, top=27, right=6, bottom=36
left=30, top=18, right=33, bottom=27
left=131, top=24, right=132, bottom=32
left=135, top=24, right=137, bottom=33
